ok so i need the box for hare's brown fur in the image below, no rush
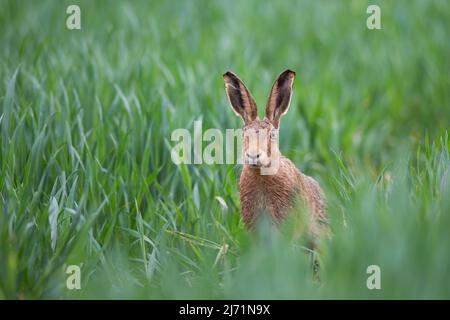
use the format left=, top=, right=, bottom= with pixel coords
left=223, top=69, right=327, bottom=243
left=240, top=157, right=326, bottom=238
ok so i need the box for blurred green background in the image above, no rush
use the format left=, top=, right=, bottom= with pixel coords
left=0, top=0, right=449, bottom=299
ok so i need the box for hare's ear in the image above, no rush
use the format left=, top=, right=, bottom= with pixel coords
left=265, top=69, right=296, bottom=128
left=223, top=71, right=258, bottom=124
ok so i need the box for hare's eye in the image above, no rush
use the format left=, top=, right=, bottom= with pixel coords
left=270, top=130, right=278, bottom=140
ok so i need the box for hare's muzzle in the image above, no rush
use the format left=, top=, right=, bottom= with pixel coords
left=245, top=152, right=262, bottom=166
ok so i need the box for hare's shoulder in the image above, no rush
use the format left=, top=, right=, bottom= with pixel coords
left=278, top=156, right=302, bottom=176
left=302, top=174, right=327, bottom=219
left=304, top=175, right=324, bottom=196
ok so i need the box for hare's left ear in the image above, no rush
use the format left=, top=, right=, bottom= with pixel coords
left=265, top=69, right=296, bottom=128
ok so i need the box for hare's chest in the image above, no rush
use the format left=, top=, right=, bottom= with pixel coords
left=239, top=179, right=293, bottom=227
left=239, top=186, right=270, bottom=224
left=251, top=188, right=272, bottom=213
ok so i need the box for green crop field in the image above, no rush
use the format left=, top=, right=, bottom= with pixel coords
left=0, top=0, right=449, bottom=299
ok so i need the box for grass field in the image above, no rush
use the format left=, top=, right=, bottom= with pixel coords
left=0, top=0, right=449, bottom=299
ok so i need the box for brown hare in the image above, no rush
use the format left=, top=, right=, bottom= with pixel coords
left=223, top=69, right=327, bottom=246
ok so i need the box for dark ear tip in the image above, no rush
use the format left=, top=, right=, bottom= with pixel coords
left=223, top=71, right=234, bottom=79
left=284, top=69, right=296, bottom=77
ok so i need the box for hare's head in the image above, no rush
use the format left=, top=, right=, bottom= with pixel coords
left=223, top=70, right=295, bottom=168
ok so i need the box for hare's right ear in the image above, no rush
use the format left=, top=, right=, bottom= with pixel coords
left=223, top=71, right=258, bottom=124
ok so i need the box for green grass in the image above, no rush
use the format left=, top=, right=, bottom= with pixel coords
left=0, top=0, right=449, bottom=299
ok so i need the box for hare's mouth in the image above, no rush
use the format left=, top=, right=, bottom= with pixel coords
left=245, top=159, right=260, bottom=167
left=245, top=161, right=258, bottom=167
left=246, top=161, right=266, bottom=168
